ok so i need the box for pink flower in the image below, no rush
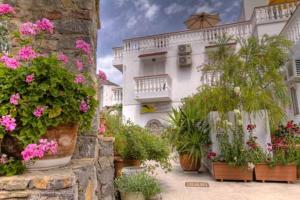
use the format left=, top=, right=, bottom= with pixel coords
left=18, top=46, right=37, bottom=61
left=0, top=4, right=15, bottom=16
left=25, top=74, right=34, bottom=83
left=0, top=55, right=20, bottom=69
left=21, top=139, right=58, bottom=161
left=76, top=60, right=84, bottom=71
left=98, top=70, right=107, bottom=81
left=80, top=100, right=89, bottom=113
left=33, top=106, right=45, bottom=118
left=98, top=123, right=106, bottom=135
left=10, top=93, right=20, bottom=105
left=0, top=115, right=16, bottom=132
left=58, top=53, right=69, bottom=64
left=19, top=22, right=37, bottom=36
left=36, top=18, right=54, bottom=34
left=75, top=74, right=85, bottom=84
left=75, top=39, right=91, bottom=55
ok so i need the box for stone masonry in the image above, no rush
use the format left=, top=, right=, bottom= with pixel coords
left=0, top=136, right=115, bottom=200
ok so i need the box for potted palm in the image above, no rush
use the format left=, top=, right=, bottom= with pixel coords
left=0, top=5, right=98, bottom=171
left=167, top=106, right=210, bottom=171
left=115, top=173, right=161, bottom=200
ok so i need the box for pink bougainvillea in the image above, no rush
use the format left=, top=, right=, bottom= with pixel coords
left=75, top=39, right=91, bottom=55
left=0, top=115, right=16, bottom=132
left=19, top=22, right=37, bottom=36
left=57, top=53, right=69, bottom=64
left=98, top=70, right=107, bottom=81
left=0, top=3, right=15, bottom=16
left=21, top=139, right=58, bottom=161
left=18, top=46, right=37, bottom=61
left=0, top=55, right=20, bottom=70
left=10, top=93, right=20, bottom=105
left=36, top=18, right=54, bottom=34
left=98, top=123, right=106, bottom=135
left=75, top=74, right=85, bottom=84
left=76, top=60, right=84, bottom=71
left=80, top=100, right=89, bottom=113
left=25, top=74, right=35, bottom=83
left=33, top=106, right=45, bottom=118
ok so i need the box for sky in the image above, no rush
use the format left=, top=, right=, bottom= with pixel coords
left=97, top=0, right=243, bottom=85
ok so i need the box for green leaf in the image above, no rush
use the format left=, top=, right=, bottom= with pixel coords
left=48, top=106, right=62, bottom=119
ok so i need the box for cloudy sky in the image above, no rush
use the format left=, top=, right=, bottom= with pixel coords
left=97, top=0, right=242, bottom=85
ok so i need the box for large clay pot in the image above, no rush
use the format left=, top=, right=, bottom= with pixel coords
left=255, top=163, right=297, bottom=183
left=26, top=123, right=79, bottom=171
left=121, top=192, right=145, bottom=200
left=179, top=154, right=201, bottom=171
left=212, top=162, right=253, bottom=182
left=114, top=157, right=142, bottom=177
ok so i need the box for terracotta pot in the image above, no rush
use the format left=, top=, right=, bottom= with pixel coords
left=114, top=157, right=142, bottom=177
left=26, top=123, right=79, bottom=171
left=255, top=163, right=297, bottom=183
left=212, top=162, right=253, bottom=182
left=179, top=154, right=201, bottom=171
left=121, top=192, right=145, bottom=200
left=297, top=166, right=300, bottom=180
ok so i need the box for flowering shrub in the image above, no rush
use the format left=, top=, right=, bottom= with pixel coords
left=21, top=139, right=58, bottom=161
left=0, top=4, right=97, bottom=146
left=0, top=154, right=25, bottom=176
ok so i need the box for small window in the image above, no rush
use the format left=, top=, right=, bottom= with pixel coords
left=291, top=87, right=299, bottom=115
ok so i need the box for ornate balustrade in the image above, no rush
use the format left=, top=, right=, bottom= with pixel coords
left=281, top=2, right=300, bottom=43
left=112, top=87, right=123, bottom=105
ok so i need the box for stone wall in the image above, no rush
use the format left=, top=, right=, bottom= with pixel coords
left=0, top=137, right=115, bottom=200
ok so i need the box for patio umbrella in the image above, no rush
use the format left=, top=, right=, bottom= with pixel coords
left=184, top=12, right=220, bottom=30
left=269, top=0, right=297, bottom=5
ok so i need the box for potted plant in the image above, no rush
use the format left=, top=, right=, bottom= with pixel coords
left=167, top=106, right=210, bottom=171
left=115, top=173, right=161, bottom=200
left=0, top=5, right=98, bottom=171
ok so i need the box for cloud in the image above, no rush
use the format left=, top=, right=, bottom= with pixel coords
left=134, top=0, right=160, bottom=21
left=97, top=55, right=123, bottom=85
left=196, top=3, right=215, bottom=13
left=126, top=16, right=138, bottom=28
left=115, top=0, right=128, bottom=7
left=164, top=3, right=185, bottom=15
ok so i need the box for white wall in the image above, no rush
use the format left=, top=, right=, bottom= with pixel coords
left=242, top=0, right=268, bottom=21
left=100, top=85, right=119, bottom=109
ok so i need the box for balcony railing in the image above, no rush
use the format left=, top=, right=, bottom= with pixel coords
left=254, top=1, right=299, bottom=24
left=112, top=47, right=123, bottom=71
left=281, top=2, right=300, bottom=43
left=112, top=87, right=123, bottom=105
left=134, top=74, right=172, bottom=102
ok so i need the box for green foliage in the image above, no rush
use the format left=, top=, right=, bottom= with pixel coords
left=0, top=56, right=97, bottom=146
left=115, top=173, right=161, bottom=199
left=0, top=159, right=25, bottom=176
left=192, top=35, right=291, bottom=128
left=165, top=105, right=211, bottom=165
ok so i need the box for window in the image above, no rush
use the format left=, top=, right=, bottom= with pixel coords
left=291, top=87, right=299, bottom=115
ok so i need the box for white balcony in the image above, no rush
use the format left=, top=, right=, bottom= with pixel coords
left=281, top=2, right=300, bottom=44
left=112, top=87, right=123, bottom=105
left=112, top=47, right=123, bottom=72
left=134, top=74, right=172, bottom=102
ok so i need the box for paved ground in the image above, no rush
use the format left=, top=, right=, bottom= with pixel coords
left=155, top=161, right=300, bottom=200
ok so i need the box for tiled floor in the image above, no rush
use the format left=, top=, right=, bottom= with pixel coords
left=155, top=161, right=300, bottom=200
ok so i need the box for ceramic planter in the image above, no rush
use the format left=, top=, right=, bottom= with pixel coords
left=179, top=154, right=201, bottom=171
left=212, top=162, right=253, bottom=182
left=114, top=157, right=142, bottom=177
left=121, top=192, right=145, bottom=200
left=26, top=123, right=79, bottom=171
left=255, top=163, right=297, bottom=183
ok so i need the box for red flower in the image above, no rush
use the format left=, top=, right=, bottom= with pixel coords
left=207, top=151, right=217, bottom=160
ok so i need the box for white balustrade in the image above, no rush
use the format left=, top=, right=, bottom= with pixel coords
left=112, top=87, right=123, bottom=105
left=134, top=74, right=171, bottom=102
left=254, top=1, right=298, bottom=24
left=282, top=2, right=300, bottom=44
left=113, top=47, right=123, bottom=59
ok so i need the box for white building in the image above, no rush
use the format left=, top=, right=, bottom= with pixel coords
left=112, top=0, right=300, bottom=127
left=99, top=80, right=122, bottom=110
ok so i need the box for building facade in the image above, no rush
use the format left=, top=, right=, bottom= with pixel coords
left=113, top=0, right=300, bottom=127
left=100, top=80, right=122, bottom=110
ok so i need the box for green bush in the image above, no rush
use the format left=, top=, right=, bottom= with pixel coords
left=115, top=173, right=161, bottom=199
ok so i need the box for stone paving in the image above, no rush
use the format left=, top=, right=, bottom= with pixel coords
left=155, top=161, right=300, bottom=200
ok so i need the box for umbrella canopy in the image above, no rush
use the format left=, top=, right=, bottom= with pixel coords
left=184, top=12, right=220, bottom=30
left=269, top=0, right=297, bottom=5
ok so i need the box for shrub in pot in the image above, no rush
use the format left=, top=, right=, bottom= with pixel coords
left=0, top=5, right=98, bottom=171
left=166, top=106, right=210, bottom=171
left=115, top=173, right=161, bottom=200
